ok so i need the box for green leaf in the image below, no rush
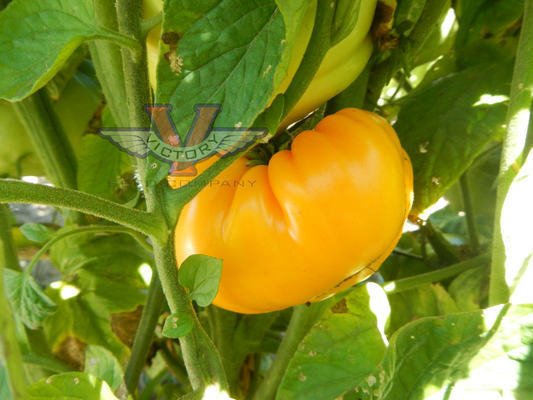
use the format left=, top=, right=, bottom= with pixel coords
left=3, top=268, right=57, bottom=329
left=276, top=283, right=388, bottom=400
left=394, top=61, right=513, bottom=217
left=50, top=231, right=150, bottom=290
left=45, top=232, right=150, bottom=362
left=274, top=0, right=309, bottom=85
left=501, top=150, right=533, bottom=304
left=156, top=0, right=285, bottom=140
left=450, top=305, right=533, bottom=396
left=19, top=223, right=56, bottom=242
left=0, top=0, right=137, bottom=101
left=44, top=276, right=145, bottom=364
left=178, top=254, right=222, bottom=307
left=350, top=305, right=509, bottom=400
left=27, top=372, right=119, bottom=400
left=162, top=313, right=193, bottom=339
left=84, top=346, right=123, bottom=392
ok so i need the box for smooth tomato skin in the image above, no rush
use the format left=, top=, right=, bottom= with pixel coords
left=174, top=109, right=413, bottom=314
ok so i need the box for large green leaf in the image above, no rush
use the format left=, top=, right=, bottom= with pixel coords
left=147, top=0, right=287, bottom=185
left=3, top=269, right=57, bottom=329
left=50, top=231, right=150, bottom=289
left=156, top=0, right=285, bottom=137
left=347, top=305, right=509, bottom=400
left=450, top=305, right=533, bottom=397
left=44, top=274, right=145, bottom=365
left=44, top=232, right=151, bottom=363
left=394, top=60, right=513, bottom=217
left=276, top=283, right=389, bottom=400
left=27, top=372, right=119, bottom=400
left=0, top=0, right=136, bottom=101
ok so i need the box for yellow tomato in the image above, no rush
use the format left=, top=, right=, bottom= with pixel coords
left=173, top=108, right=413, bottom=314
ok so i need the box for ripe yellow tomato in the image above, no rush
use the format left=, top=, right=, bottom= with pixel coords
left=173, top=108, right=413, bottom=314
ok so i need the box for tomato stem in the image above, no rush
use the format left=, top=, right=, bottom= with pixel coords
left=124, top=268, right=166, bottom=395
left=0, top=180, right=163, bottom=239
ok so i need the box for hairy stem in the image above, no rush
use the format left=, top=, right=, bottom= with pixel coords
left=0, top=180, right=164, bottom=240
left=490, top=0, right=533, bottom=306
left=151, top=240, right=229, bottom=392
left=382, top=253, right=490, bottom=295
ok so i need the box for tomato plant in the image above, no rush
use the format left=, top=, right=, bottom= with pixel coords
left=1, top=1, right=532, bottom=400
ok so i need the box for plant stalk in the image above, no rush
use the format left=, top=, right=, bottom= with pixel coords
left=490, top=0, right=533, bottom=306
left=382, top=253, right=490, bottom=295
left=252, top=301, right=333, bottom=400
left=0, top=180, right=164, bottom=240
left=124, top=269, right=166, bottom=395
left=150, top=240, right=229, bottom=392
left=114, top=0, right=229, bottom=393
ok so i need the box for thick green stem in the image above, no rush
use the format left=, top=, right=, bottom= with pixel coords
left=490, top=0, right=533, bottom=306
left=124, top=269, right=166, bottom=395
left=459, top=173, right=480, bottom=252
left=116, top=0, right=152, bottom=131
left=114, top=0, right=229, bottom=392
left=280, top=0, right=336, bottom=121
left=382, top=253, right=490, bottom=295
left=0, top=204, right=21, bottom=272
left=0, top=180, right=164, bottom=240
left=0, top=242, right=30, bottom=400
left=11, top=89, right=78, bottom=190
left=252, top=302, right=332, bottom=400
left=150, top=240, right=229, bottom=392
left=90, top=0, right=130, bottom=127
